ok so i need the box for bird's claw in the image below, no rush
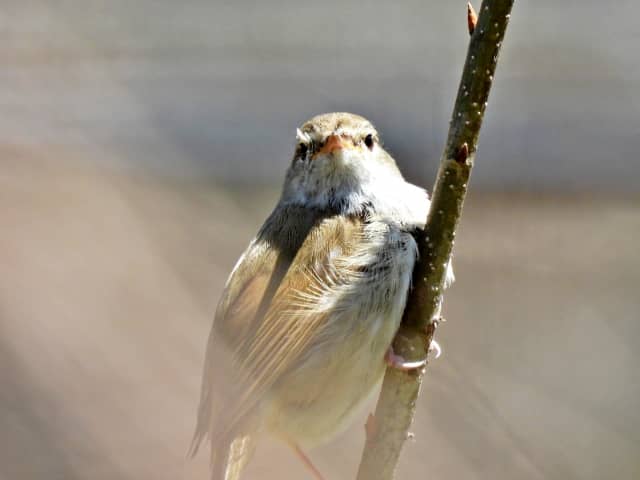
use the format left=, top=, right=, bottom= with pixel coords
left=385, top=347, right=427, bottom=371
left=429, top=340, right=442, bottom=359
left=385, top=336, right=443, bottom=371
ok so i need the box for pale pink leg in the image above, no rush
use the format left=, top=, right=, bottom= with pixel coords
left=385, top=346, right=427, bottom=371
left=288, top=442, right=326, bottom=480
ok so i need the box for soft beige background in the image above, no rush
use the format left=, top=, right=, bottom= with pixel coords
left=1, top=1, right=639, bottom=479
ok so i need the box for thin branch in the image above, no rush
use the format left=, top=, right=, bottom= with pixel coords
left=355, top=1, right=515, bottom=479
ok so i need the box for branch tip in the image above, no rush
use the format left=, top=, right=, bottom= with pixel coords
left=467, top=3, right=478, bottom=35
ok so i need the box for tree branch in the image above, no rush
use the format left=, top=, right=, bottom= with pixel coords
left=355, top=2, right=515, bottom=479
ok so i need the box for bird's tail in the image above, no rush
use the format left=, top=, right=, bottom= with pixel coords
left=209, top=434, right=256, bottom=480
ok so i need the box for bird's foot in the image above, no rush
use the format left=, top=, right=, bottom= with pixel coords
left=385, top=346, right=427, bottom=371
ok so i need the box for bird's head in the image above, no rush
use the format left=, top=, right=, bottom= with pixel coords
left=282, top=112, right=405, bottom=213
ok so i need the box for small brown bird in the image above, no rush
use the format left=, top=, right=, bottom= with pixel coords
left=191, top=112, right=452, bottom=479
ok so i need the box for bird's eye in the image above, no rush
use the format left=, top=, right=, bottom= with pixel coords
left=364, top=134, right=374, bottom=150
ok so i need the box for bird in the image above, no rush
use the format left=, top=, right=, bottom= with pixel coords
left=191, top=112, right=453, bottom=480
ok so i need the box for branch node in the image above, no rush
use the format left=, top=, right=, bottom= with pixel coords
left=455, top=142, right=469, bottom=164
left=467, top=2, right=478, bottom=35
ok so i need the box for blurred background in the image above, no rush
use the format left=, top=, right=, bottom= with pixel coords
left=1, top=1, right=638, bottom=479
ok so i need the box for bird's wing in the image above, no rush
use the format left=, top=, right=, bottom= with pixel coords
left=222, top=213, right=369, bottom=434
left=190, top=233, right=281, bottom=455
left=191, top=206, right=343, bottom=451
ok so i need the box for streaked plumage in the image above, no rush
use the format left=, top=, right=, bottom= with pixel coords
left=192, top=112, right=451, bottom=479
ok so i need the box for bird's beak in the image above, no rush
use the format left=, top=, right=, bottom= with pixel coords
left=316, top=134, right=352, bottom=156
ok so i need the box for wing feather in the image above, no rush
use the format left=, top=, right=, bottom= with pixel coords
left=220, top=215, right=367, bottom=435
